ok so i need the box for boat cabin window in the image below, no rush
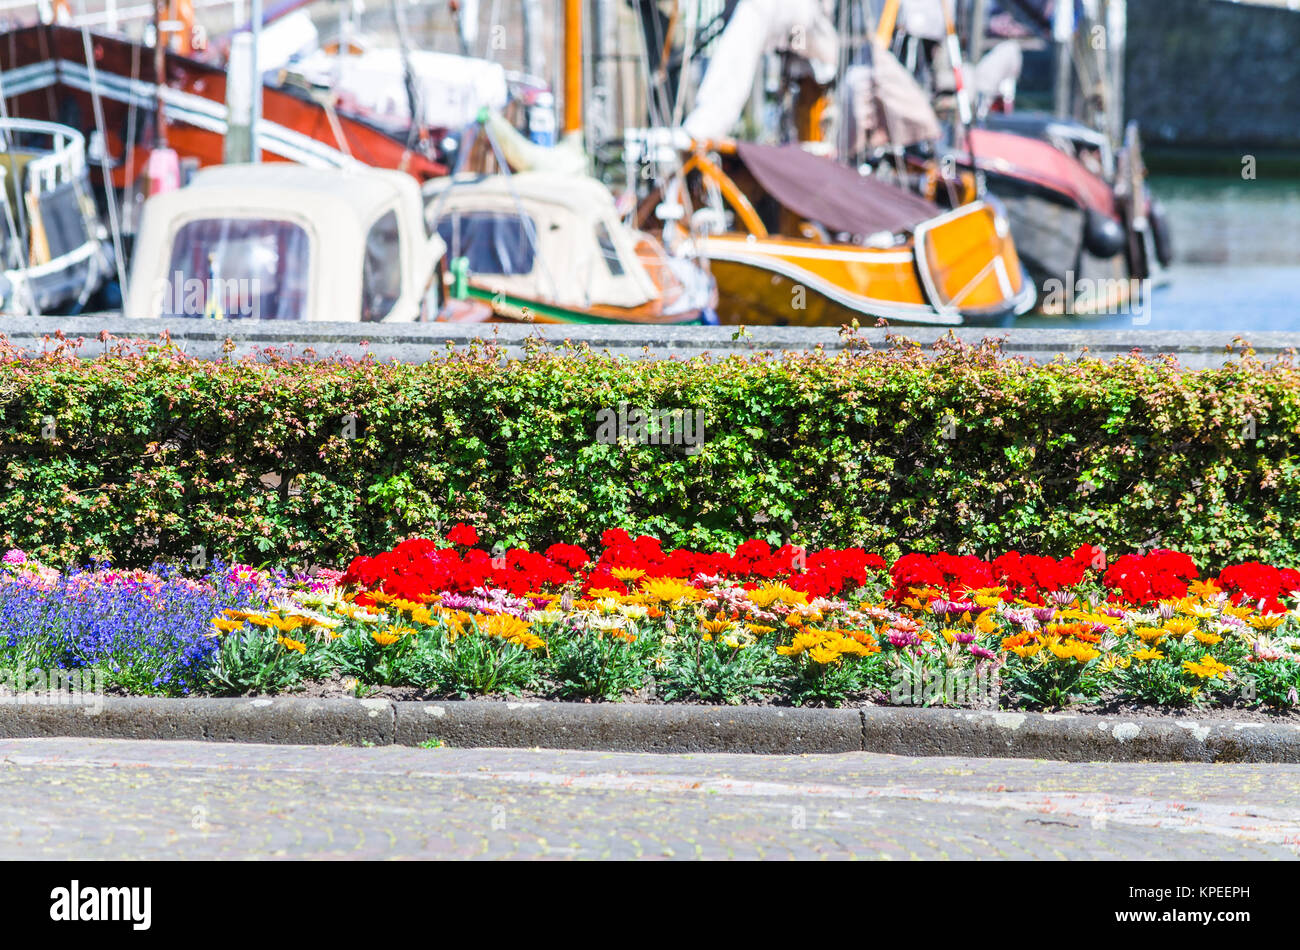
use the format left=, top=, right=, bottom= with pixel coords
left=595, top=222, right=624, bottom=276
left=163, top=217, right=310, bottom=320
left=434, top=211, right=535, bottom=276
left=361, top=209, right=402, bottom=322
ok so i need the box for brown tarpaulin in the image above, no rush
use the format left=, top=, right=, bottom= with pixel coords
left=735, top=142, right=939, bottom=237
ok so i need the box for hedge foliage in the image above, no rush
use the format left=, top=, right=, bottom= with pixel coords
left=1, top=334, right=1297, bottom=568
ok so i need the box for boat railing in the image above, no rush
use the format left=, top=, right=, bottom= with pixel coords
left=0, top=118, right=87, bottom=195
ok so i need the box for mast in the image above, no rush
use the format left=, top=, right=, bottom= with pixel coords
left=969, top=0, right=989, bottom=64
left=562, top=0, right=583, bottom=135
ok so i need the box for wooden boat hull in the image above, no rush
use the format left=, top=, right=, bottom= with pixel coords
left=695, top=202, right=1034, bottom=327
left=992, top=180, right=1134, bottom=315
left=0, top=25, right=445, bottom=187
left=456, top=282, right=709, bottom=325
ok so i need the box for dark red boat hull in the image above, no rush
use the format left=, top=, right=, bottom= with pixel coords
left=0, top=24, right=445, bottom=186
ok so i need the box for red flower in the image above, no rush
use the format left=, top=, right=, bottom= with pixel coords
left=446, top=523, right=479, bottom=547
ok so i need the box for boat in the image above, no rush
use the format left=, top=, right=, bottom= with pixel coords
left=126, top=163, right=444, bottom=321
left=656, top=138, right=1033, bottom=326
left=625, top=0, right=1033, bottom=326
left=879, top=0, right=1172, bottom=313
left=0, top=117, right=115, bottom=314
left=0, top=22, right=447, bottom=186
left=425, top=168, right=717, bottom=325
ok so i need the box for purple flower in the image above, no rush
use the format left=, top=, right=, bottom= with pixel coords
left=969, top=645, right=996, bottom=660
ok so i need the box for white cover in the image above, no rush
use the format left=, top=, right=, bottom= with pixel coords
left=682, top=0, right=839, bottom=141
left=257, top=9, right=319, bottom=71
left=292, top=47, right=509, bottom=130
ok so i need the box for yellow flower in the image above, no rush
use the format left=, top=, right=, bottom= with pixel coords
left=1097, top=653, right=1131, bottom=673
left=746, top=624, right=776, bottom=636
left=276, top=634, right=307, bottom=654
left=639, top=577, right=700, bottom=604
left=746, top=582, right=808, bottom=609
left=371, top=626, right=409, bottom=646
left=1248, top=613, right=1286, bottom=631
left=610, top=566, right=646, bottom=583
left=807, top=644, right=841, bottom=665
left=777, top=630, right=828, bottom=657
left=210, top=617, right=244, bottom=634
left=1183, top=655, right=1232, bottom=679
left=1192, top=630, right=1223, bottom=646
left=1188, top=579, right=1222, bottom=598
left=700, top=617, right=732, bottom=635
left=1132, top=647, right=1165, bottom=662
left=1162, top=616, right=1198, bottom=637
left=1132, top=627, right=1166, bottom=644
left=475, top=614, right=546, bottom=650
left=1049, top=640, right=1099, bottom=664
left=586, top=588, right=626, bottom=600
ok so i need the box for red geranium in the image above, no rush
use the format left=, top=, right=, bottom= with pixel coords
left=446, top=523, right=479, bottom=547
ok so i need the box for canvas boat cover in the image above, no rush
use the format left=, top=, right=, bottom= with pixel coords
left=963, top=128, right=1116, bottom=217
left=735, top=142, right=939, bottom=236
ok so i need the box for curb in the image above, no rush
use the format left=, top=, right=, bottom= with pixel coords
left=1, top=697, right=1299, bottom=761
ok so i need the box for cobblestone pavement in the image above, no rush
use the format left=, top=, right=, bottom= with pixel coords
left=1, top=739, right=1298, bottom=858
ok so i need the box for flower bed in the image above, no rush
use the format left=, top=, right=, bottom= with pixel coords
left=4, top=529, right=1300, bottom=710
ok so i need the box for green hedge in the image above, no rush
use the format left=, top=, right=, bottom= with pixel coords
left=1, top=336, right=1297, bottom=567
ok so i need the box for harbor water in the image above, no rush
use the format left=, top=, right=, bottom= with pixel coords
left=1013, top=174, right=1300, bottom=331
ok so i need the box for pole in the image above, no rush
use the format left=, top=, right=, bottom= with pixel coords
left=153, top=0, right=167, bottom=146
left=1053, top=0, right=1074, bottom=118
left=250, top=0, right=261, bottom=161
left=225, top=31, right=254, bottom=163
left=562, top=0, right=582, bottom=135
left=969, top=0, right=989, bottom=64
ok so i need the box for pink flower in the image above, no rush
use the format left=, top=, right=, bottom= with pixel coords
left=1, top=549, right=26, bottom=566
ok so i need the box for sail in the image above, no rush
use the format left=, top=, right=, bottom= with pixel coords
left=844, top=43, right=943, bottom=151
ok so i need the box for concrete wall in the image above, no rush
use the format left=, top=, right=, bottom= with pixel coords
left=2, top=317, right=1295, bottom=369
left=1126, top=0, right=1300, bottom=150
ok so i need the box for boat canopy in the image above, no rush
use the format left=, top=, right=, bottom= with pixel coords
left=424, top=172, right=659, bottom=310
left=127, top=164, right=441, bottom=321
left=963, top=128, right=1117, bottom=217
left=735, top=142, right=940, bottom=237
